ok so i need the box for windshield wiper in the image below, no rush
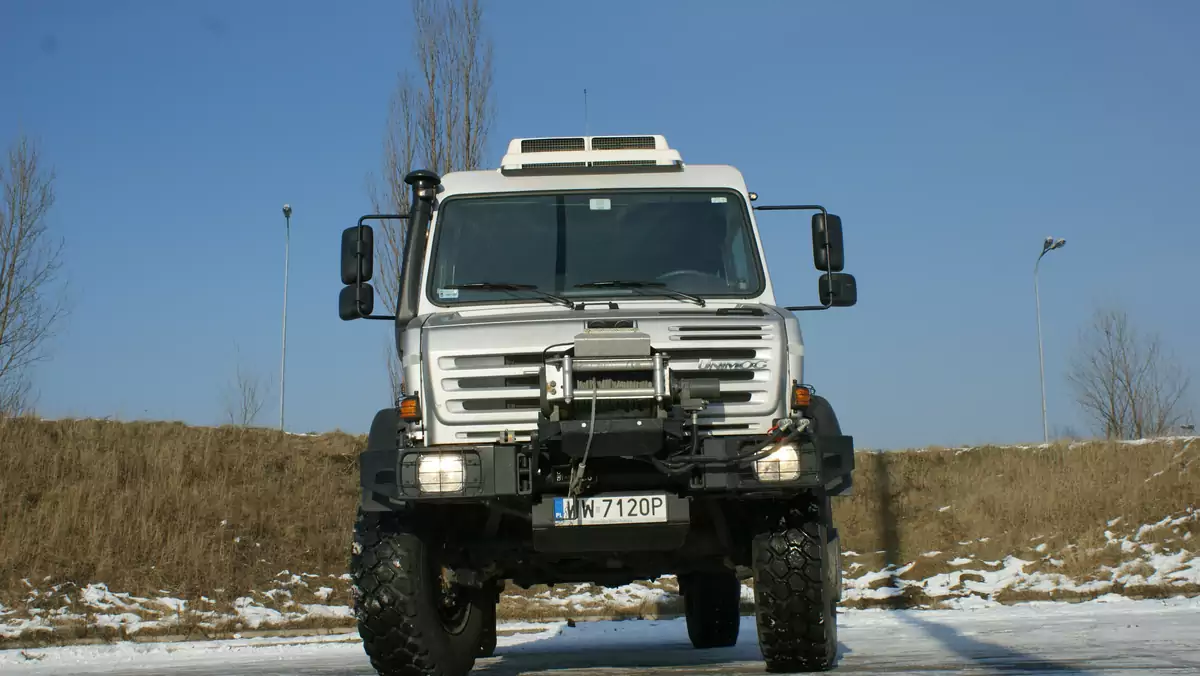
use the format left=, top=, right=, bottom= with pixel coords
left=573, top=280, right=706, bottom=307
left=444, top=282, right=575, bottom=309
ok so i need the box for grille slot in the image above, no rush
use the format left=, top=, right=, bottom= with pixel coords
left=672, top=324, right=767, bottom=341
left=444, top=354, right=543, bottom=369
left=450, top=375, right=540, bottom=390
left=462, top=399, right=540, bottom=411
left=672, top=369, right=755, bottom=382
left=522, top=161, right=588, bottom=169
left=590, top=159, right=657, bottom=167
left=676, top=333, right=764, bottom=341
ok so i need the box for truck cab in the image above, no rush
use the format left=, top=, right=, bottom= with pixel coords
left=339, top=135, right=858, bottom=676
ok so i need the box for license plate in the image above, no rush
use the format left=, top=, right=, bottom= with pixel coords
left=553, top=494, right=669, bottom=526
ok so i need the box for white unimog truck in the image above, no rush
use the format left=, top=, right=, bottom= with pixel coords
left=338, top=134, right=858, bottom=675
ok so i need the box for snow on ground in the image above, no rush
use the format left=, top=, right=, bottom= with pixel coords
left=841, top=507, right=1200, bottom=605
left=886, top=434, right=1200, bottom=455
left=4, top=508, right=1197, bottom=644
left=0, top=573, right=358, bottom=641
left=509, top=579, right=678, bottom=615
left=3, top=596, right=1198, bottom=675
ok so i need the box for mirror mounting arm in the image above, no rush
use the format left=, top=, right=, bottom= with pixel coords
left=785, top=303, right=831, bottom=313
left=353, top=213, right=407, bottom=321
left=754, top=204, right=842, bottom=312
left=753, top=204, right=829, bottom=214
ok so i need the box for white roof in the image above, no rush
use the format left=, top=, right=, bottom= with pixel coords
left=438, top=163, right=751, bottom=198
left=437, top=134, right=751, bottom=198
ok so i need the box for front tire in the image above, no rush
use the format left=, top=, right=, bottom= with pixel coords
left=477, top=589, right=497, bottom=658
left=751, top=499, right=839, bottom=672
left=681, top=570, right=742, bottom=648
left=350, top=509, right=487, bottom=676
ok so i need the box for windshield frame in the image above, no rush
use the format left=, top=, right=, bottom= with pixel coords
left=421, top=187, right=767, bottom=309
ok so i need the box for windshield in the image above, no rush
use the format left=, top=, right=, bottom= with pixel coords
left=425, top=189, right=764, bottom=306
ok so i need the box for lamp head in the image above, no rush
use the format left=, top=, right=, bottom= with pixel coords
left=282, top=204, right=292, bottom=219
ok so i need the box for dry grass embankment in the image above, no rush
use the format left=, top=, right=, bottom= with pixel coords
left=1, top=416, right=1196, bottom=647
left=834, top=440, right=1198, bottom=608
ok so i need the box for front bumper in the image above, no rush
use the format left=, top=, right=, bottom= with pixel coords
left=359, top=431, right=855, bottom=505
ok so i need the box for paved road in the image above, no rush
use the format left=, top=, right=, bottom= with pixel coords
left=5, top=597, right=1199, bottom=675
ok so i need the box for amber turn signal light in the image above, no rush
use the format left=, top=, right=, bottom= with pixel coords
left=791, top=384, right=812, bottom=410
left=399, top=395, right=422, bottom=422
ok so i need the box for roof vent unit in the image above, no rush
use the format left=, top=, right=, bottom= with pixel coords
left=500, top=135, right=683, bottom=173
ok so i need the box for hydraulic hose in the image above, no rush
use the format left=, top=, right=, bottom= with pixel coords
left=650, top=418, right=810, bottom=475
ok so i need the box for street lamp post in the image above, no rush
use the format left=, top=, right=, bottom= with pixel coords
left=280, top=204, right=292, bottom=432
left=1035, top=236, right=1066, bottom=444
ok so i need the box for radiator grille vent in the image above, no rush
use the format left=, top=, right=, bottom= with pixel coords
left=521, top=161, right=588, bottom=169
left=429, top=321, right=782, bottom=442
left=590, top=159, right=657, bottom=167
left=591, top=135, right=657, bottom=150
left=673, top=325, right=767, bottom=341
left=521, top=137, right=585, bottom=153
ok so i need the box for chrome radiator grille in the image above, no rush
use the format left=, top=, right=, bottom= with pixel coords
left=424, top=320, right=784, bottom=443
left=432, top=352, right=544, bottom=442
left=666, top=322, right=781, bottom=434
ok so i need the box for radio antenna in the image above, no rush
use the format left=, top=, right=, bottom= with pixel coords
left=583, top=88, right=589, bottom=136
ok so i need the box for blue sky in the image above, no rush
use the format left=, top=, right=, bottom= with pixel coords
left=2, top=0, right=1197, bottom=450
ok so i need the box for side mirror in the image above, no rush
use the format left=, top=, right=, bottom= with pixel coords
left=341, top=225, right=374, bottom=284
left=811, top=213, right=845, bottom=272
left=819, top=272, right=857, bottom=307
left=340, top=283, right=375, bottom=320
left=341, top=225, right=374, bottom=320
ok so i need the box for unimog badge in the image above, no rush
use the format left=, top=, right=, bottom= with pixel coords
left=697, top=358, right=769, bottom=371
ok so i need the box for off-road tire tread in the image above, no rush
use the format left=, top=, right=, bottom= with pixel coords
left=752, top=501, right=838, bottom=672
left=683, top=571, right=741, bottom=649
left=350, top=509, right=480, bottom=676
left=478, top=599, right=497, bottom=657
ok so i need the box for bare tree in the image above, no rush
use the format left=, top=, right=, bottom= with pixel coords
left=1051, top=423, right=1086, bottom=442
left=0, top=134, right=66, bottom=415
left=1066, top=307, right=1192, bottom=440
left=223, top=344, right=268, bottom=427
left=367, top=0, right=494, bottom=404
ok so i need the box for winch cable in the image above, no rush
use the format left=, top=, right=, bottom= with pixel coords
left=566, top=383, right=598, bottom=500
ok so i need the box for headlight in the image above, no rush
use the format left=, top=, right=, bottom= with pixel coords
left=754, top=443, right=801, bottom=482
left=417, top=454, right=465, bottom=493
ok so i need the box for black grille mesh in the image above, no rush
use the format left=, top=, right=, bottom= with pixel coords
left=591, top=136, right=656, bottom=150
left=521, top=137, right=585, bottom=153
left=523, top=161, right=588, bottom=169
left=591, top=159, right=657, bottom=167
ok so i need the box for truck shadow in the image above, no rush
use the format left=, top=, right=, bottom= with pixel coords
left=870, top=451, right=1097, bottom=675
left=477, top=617, right=850, bottom=675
